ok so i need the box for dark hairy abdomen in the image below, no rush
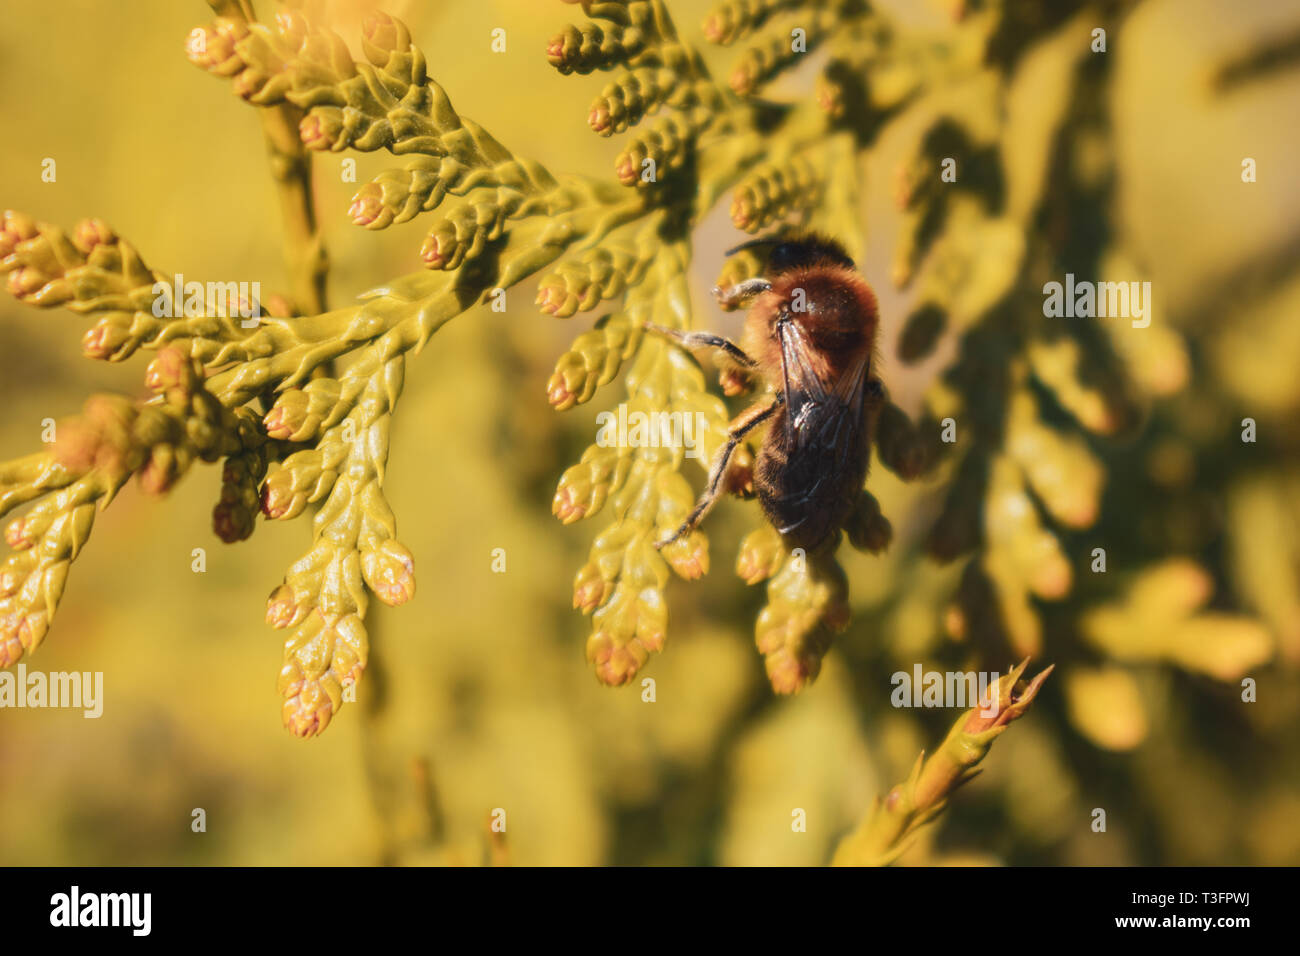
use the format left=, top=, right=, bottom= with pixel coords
left=754, top=401, right=872, bottom=552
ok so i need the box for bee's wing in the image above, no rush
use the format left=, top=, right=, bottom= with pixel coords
left=776, top=320, right=870, bottom=452
left=776, top=319, right=828, bottom=415
left=767, top=321, right=873, bottom=543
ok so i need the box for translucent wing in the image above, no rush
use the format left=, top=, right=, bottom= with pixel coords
left=766, top=319, right=873, bottom=543
left=776, top=318, right=870, bottom=455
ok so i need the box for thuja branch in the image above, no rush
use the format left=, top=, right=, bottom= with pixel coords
left=5, top=0, right=803, bottom=735
left=0, top=7, right=645, bottom=738
left=831, top=661, right=1054, bottom=866
left=4, top=0, right=1095, bottom=738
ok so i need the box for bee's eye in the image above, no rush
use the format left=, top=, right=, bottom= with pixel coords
left=768, top=244, right=799, bottom=272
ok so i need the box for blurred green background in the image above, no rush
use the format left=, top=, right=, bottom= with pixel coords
left=1, top=0, right=1298, bottom=865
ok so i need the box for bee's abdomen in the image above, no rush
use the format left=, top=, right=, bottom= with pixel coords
left=754, top=405, right=871, bottom=552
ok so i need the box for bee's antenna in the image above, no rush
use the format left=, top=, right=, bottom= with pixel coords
left=723, top=237, right=785, bottom=259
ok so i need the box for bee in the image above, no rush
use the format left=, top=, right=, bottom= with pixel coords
left=650, top=233, right=885, bottom=553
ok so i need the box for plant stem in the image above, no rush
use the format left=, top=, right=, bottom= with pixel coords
left=832, top=661, right=1053, bottom=866
left=258, top=104, right=328, bottom=315
left=207, top=0, right=327, bottom=315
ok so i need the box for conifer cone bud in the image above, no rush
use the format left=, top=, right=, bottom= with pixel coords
left=144, top=347, right=196, bottom=394
left=3, top=517, right=36, bottom=551
left=0, top=627, right=23, bottom=669
left=299, top=111, right=341, bottom=151
left=185, top=18, right=249, bottom=72
left=280, top=671, right=338, bottom=738
left=0, top=209, right=37, bottom=258
left=419, top=232, right=447, bottom=268
left=547, top=26, right=578, bottom=70
left=736, top=526, right=785, bottom=584
left=572, top=562, right=612, bottom=614
left=588, top=102, right=614, bottom=135
left=349, top=188, right=385, bottom=227
left=81, top=314, right=133, bottom=360
left=361, top=539, right=416, bottom=606
left=588, top=68, right=678, bottom=137
left=702, top=12, right=728, bottom=44
left=279, top=612, right=368, bottom=738
left=536, top=276, right=577, bottom=317
left=547, top=24, right=593, bottom=74
left=614, top=149, right=641, bottom=186
left=231, top=69, right=270, bottom=100
left=71, top=218, right=115, bottom=254
left=548, top=21, right=645, bottom=75
left=552, top=485, right=588, bottom=523
left=553, top=452, right=616, bottom=524
left=139, top=444, right=189, bottom=496
left=0, top=558, right=27, bottom=598
left=266, top=584, right=308, bottom=630
left=262, top=392, right=310, bottom=441
left=1, top=606, right=50, bottom=665
left=761, top=631, right=833, bottom=695
left=583, top=579, right=670, bottom=686
left=729, top=58, right=760, bottom=95
left=361, top=11, right=403, bottom=56
left=546, top=370, right=580, bottom=410
left=274, top=10, right=309, bottom=50
left=260, top=467, right=311, bottom=520
left=730, top=155, right=820, bottom=233
left=615, top=113, right=695, bottom=188
left=6, top=267, right=46, bottom=298
left=537, top=252, right=638, bottom=318
left=213, top=451, right=267, bottom=543
left=263, top=383, right=339, bottom=443
left=547, top=314, right=638, bottom=410
left=53, top=396, right=137, bottom=479
left=815, top=71, right=844, bottom=117
left=701, top=2, right=764, bottom=46
left=212, top=494, right=253, bottom=543
left=963, top=661, right=1055, bottom=733
left=586, top=630, right=647, bottom=686
left=663, top=533, right=709, bottom=580
left=755, top=548, right=847, bottom=693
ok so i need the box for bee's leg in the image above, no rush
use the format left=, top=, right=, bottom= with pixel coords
left=711, top=278, right=772, bottom=310
left=644, top=323, right=758, bottom=369
left=656, top=397, right=780, bottom=550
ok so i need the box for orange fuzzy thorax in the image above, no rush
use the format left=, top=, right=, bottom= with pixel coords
left=743, top=264, right=879, bottom=393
